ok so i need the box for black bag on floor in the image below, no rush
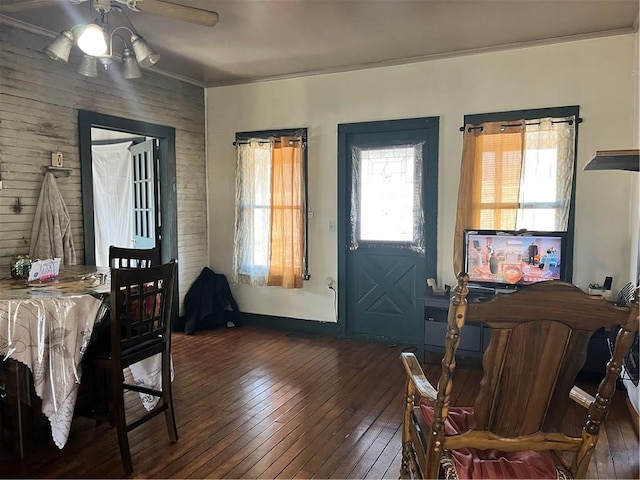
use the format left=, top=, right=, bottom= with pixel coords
left=182, top=267, right=240, bottom=335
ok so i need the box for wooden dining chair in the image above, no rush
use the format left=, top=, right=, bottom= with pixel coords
left=108, top=245, right=160, bottom=269
left=82, top=246, right=160, bottom=418
left=401, top=273, right=639, bottom=479
left=89, top=260, right=178, bottom=475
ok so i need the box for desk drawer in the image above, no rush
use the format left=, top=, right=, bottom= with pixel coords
left=424, top=321, right=483, bottom=353
left=424, top=308, right=448, bottom=323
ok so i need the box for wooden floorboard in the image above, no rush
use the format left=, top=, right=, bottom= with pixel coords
left=0, top=326, right=638, bottom=479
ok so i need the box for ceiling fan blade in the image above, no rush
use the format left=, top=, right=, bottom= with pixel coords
left=0, top=0, right=61, bottom=13
left=135, top=0, right=219, bottom=27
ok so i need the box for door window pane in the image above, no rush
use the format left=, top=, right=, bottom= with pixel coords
left=357, top=145, right=419, bottom=242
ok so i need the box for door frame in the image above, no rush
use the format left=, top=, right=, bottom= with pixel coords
left=337, top=117, right=439, bottom=339
left=78, top=110, right=177, bottom=266
left=78, top=110, right=178, bottom=320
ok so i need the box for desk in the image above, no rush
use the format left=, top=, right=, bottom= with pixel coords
left=424, top=293, right=489, bottom=363
left=423, top=291, right=618, bottom=374
left=0, top=266, right=108, bottom=450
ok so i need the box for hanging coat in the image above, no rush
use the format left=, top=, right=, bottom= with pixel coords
left=183, top=267, right=240, bottom=334
left=29, top=173, right=76, bottom=265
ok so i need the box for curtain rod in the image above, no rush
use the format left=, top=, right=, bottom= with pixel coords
left=233, top=138, right=304, bottom=146
left=459, top=117, right=583, bottom=132
left=92, top=136, right=146, bottom=146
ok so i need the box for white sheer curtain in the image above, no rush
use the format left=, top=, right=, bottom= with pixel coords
left=519, top=117, right=575, bottom=231
left=233, top=140, right=273, bottom=285
left=92, top=142, right=133, bottom=267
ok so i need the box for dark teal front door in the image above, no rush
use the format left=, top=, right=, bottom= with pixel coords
left=338, top=118, right=439, bottom=345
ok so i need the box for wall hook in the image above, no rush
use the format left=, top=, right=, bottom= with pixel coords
left=11, top=197, right=23, bottom=214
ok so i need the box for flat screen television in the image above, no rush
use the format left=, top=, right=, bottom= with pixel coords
left=463, top=229, right=570, bottom=292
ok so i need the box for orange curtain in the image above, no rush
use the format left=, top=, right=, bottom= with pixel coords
left=453, top=122, right=524, bottom=275
left=267, top=136, right=304, bottom=288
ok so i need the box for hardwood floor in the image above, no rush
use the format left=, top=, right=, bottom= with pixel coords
left=1, top=326, right=638, bottom=478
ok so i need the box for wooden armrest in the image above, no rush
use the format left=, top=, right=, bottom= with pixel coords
left=400, top=352, right=437, bottom=401
left=570, top=386, right=594, bottom=409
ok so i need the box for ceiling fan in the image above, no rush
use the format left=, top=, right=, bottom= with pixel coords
left=1, top=0, right=219, bottom=27
left=22, top=0, right=218, bottom=79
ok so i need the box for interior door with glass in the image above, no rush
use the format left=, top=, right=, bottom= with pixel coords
left=338, top=118, right=439, bottom=344
left=130, top=139, right=159, bottom=249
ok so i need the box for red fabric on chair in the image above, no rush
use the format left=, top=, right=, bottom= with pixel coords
left=419, top=402, right=562, bottom=480
left=121, top=282, right=161, bottom=328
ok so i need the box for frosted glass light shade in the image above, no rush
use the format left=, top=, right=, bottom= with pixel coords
left=121, top=48, right=142, bottom=79
left=77, top=55, right=98, bottom=77
left=44, top=30, right=74, bottom=63
left=130, top=34, right=160, bottom=67
left=77, top=24, right=108, bottom=56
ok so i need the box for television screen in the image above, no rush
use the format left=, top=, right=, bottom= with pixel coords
left=463, top=229, right=568, bottom=290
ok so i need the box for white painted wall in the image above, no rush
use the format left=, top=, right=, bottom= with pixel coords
left=206, top=34, right=638, bottom=322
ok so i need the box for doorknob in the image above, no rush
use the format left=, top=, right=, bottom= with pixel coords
left=349, top=243, right=359, bottom=251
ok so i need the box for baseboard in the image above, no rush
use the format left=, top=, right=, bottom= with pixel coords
left=238, top=312, right=342, bottom=337
left=180, top=311, right=420, bottom=352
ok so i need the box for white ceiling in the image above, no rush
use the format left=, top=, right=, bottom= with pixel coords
left=1, top=0, right=638, bottom=87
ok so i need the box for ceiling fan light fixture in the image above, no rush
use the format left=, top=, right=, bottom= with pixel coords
left=121, top=48, right=142, bottom=79
left=42, top=0, right=184, bottom=79
left=77, top=23, right=108, bottom=57
left=44, top=30, right=74, bottom=63
left=77, top=55, right=98, bottom=77
left=130, top=34, right=160, bottom=67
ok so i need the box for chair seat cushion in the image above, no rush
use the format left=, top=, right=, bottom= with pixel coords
left=419, top=402, right=567, bottom=479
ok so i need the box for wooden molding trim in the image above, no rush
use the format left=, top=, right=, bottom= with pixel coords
left=238, top=312, right=342, bottom=337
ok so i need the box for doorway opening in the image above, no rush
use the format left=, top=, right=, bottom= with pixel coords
left=90, top=129, right=159, bottom=266
left=78, top=110, right=178, bottom=319
left=78, top=110, right=177, bottom=266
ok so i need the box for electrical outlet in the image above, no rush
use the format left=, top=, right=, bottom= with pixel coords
left=326, top=277, right=335, bottom=289
left=51, top=152, right=64, bottom=167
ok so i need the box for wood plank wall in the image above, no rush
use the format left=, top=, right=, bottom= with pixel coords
left=0, top=24, right=208, bottom=309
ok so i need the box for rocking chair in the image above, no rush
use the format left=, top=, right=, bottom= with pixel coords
left=401, top=273, right=639, bottom=479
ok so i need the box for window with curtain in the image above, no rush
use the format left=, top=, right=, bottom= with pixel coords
left=453, top=106, right=579, bottom=274
left=233, top=129, right=308, bottom=288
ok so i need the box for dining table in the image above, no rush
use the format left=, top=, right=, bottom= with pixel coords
left=0, top=264, right=168, bottom=456
left=0, top=265, right=108, bottom=453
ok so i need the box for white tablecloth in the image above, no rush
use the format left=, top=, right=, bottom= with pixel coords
left=0, top=267, right=170, bottom=448
left=0, top=294, right=102, bottom=448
